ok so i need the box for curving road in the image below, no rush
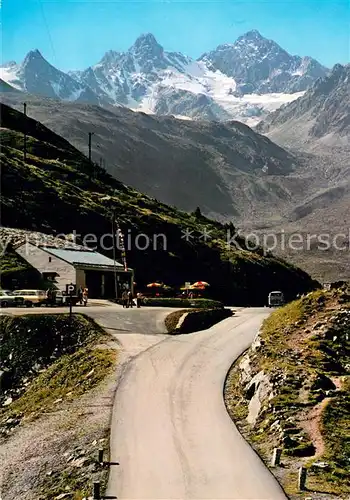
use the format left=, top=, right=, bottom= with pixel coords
left=4, top=303, right=286, bottom=497
left=107, top=308, right=287, bottom=500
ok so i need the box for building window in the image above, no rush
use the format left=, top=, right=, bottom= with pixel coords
left=49, top=257, right=52, bottom=263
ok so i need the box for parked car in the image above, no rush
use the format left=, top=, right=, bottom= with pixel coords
left=268, top=290, right=285, bottom=307
left=12, top=289, right=47, bottom=307
left=0, top=290, right=25, bottom=308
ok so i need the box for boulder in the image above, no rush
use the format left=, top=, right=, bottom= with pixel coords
left=311, top=373, right=336, bottom=391
left=245, top=371, right=273, bottom=426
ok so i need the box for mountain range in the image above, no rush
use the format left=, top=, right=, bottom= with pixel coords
left=0, top=31, right=329, bottom=124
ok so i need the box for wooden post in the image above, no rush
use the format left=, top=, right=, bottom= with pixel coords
left=271, top=447, right=282, bottom=466
left=298, top=466, right=307, bottom=491
left=93, top=481, right=101, bottom=499
left=88, top=132, right=94, bottom=163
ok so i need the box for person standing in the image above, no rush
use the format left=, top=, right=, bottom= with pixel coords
left=136, top=292, right=142, bottom=308
left=77, top=286, right=83, bottom=305
left=83, top=287, right=88, bottom=306
left=127, top=290, right=133, bottom=308
left=122, top=290, right=128, bottom=308
left=46, top=287, right=53, bottom=307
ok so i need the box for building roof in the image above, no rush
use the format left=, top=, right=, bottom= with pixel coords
left=2, top=227, right=86, bottom=250
left=44, top=247, right=125, bottom=269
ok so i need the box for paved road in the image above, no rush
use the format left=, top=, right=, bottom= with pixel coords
left=1, top=302, right=175, bottom=335
left=4, top=303, right=285, bottom=497
left=107, top=308, right=286, bottom=500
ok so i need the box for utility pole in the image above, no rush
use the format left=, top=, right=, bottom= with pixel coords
left=23, top=103, right=27, bottom=162
left=88, top=132, right=94, bottom=163
left=111, top=210, right=118, bottom=301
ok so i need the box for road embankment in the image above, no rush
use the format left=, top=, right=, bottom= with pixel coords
left=224, top=288, right=350, bottom=498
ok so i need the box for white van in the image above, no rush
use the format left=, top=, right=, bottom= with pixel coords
left=268, top=291, right=284, bottom=307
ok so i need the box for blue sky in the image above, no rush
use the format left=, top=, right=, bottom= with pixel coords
left=2, top=0, right=349, bottom=71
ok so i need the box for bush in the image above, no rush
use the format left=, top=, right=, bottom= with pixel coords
left=165, top=309, right=190, bottom=332
left=166, top=307, right=233, bottom=334
left=142, top=298, right=224, bottom=309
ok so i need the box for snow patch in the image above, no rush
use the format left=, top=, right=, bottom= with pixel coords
left=67, top=87, right=84, bottom=101
left=0, top=66, right=22, bottom=90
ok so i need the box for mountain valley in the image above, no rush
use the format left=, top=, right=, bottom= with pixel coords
left=1, top=35, right=349, bottom=284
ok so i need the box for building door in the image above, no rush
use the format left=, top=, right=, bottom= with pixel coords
left=104, top=273, right=116, bottom=299
left=85, top=271, right=103, bottom=298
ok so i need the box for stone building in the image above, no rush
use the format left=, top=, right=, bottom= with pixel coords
left=15, top=242, right=133, bottom=298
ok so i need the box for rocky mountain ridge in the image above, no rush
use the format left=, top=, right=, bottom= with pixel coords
left=0, top=31, right=328, bottom=124
left=200, top=30, right=328, bottom=94
left=257, top=63, right=350, bottom=150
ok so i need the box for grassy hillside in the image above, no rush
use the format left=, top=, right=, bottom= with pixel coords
left=1, top=92, right=309, bottom=223
left=225, top=287, right=350, bottom=497
left=0, top=314, right=110, bottom=413
left=0, top=313, right=115, bottom=500
left=0, top=103, right=317, bottom=304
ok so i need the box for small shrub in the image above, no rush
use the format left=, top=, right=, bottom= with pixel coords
left=143, top=297, right=224, bottom=309
left=166, top=307, right=232, bottom=334
left=165, top=309, right=188, bottom=333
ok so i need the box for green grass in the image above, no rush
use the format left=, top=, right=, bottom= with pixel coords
left=0, top=312, right=117, bottom=500
left=4, top=348, right=116, bottom=421
left=0, top=314, right=107, bottom=393
left=261, top=289, right=327, bottom=338
left=316, top=377, right=350, bottom=490
left=224, top=364, right=249, bottom=421
left=143, top=298, right=224, bottom=308
left=38, top=470, right=91, bottom=500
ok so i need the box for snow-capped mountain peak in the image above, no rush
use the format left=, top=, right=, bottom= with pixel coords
left=131, top=33, right=163, bottom=57
left=0, top=31, right=330, bottom=124
left=22, top=49, right=46, bottom=66
left=0, top=49, right=100, bottom=104
left=199, top=30, right=329, bottom=94
left=238, top=29, right=264, bottom=42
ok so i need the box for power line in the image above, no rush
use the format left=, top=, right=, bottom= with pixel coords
left=38, top=0, right=57, bottom=64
